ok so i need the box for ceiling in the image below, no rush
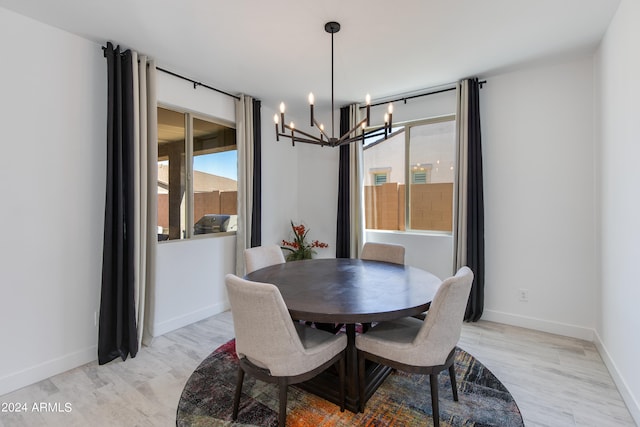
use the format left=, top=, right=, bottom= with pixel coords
left=0, top=0, right=621, bottom=113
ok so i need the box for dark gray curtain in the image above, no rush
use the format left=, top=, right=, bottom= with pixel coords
left=99, top=42, right=138, bottom=364
left=336, top=106, right=351, bottom=258
left=250, top=99, right=262, bottom=247
left=465, top=78, right=485, bottom=322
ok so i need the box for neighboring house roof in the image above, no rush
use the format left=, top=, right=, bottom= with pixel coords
left=157, top=163, right=237, bottom=193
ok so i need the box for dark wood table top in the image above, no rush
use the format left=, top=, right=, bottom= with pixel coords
left=244, top=258, right=442, bottom=324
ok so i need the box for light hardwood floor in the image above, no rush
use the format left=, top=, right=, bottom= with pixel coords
left=0, top=311, right=635, bottom=426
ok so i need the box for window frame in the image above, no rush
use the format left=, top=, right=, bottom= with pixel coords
left=157, top=103, right=237, bottom=242
left=363, top=114, right=456, bottom=235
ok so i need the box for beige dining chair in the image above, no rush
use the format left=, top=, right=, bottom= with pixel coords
left=225, top=274, right=347, bottom=427
left=244, top=244, right=286, bottom=274
left=360, top=242, right=407, bottom=330
left=360, top=242, right=405, bottom=265
left=355, top=266, right=474, bottom=427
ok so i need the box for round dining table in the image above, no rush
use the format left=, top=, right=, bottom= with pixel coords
left=245, top=257, right=442, bottom=412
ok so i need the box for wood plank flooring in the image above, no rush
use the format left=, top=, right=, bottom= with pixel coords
left=0, top=311, right=635, bottom=426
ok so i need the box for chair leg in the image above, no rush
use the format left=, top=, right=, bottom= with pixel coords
left=232, top=366, right=245, bottom=420
left=358, top=352, right=366, bottom=412
left=448, top=365, right=459, bottom=401
left=278, top=379, right=288, bottom=427
left=430, top=373, right=440, bottom=427
left=337, top=356, right=345, bottom=412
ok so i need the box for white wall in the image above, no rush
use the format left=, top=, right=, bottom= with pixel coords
left=294, top=139, right=340, bottom=258
left=0, top=8, right=106, bottom=395
left=259, top=105, right=304, bottom=249
left=153, top=236, right=235, bottom=336
left=152, top=73, right=237, bottom=336
left=596, top=0, right=640, bottom=421
left=365, top=231, right=454, bottom=280
left=480, top=56, right=597, bottom=340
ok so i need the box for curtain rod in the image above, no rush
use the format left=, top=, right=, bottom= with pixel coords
left=101, top=44, right=241, bottom=100
left=156, top=67, right=241, bottom=100
left=364, top=80, right=486, bottom=109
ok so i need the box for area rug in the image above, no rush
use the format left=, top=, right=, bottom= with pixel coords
left=176, top=340, right=523, bottom=426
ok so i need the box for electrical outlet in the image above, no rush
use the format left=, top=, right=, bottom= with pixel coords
left=518, top=289, right=529, bottom=302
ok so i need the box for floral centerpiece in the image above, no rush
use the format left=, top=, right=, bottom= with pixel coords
left=281, top=221, right=328, bottom=261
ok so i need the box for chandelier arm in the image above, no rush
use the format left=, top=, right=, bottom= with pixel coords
left=335, top=134, right=365, bottom=147
left=281, top=124, right=325, bottom=142
left=313, top=118, right=331, bottom=140
left=336, top=117, right=369, bottom=144
left=279, top=133, right=329, bottom=146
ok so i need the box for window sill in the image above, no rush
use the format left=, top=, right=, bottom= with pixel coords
left=158, top=231, right=236, bottom=244
left=366, top=229, right=452, bottom=238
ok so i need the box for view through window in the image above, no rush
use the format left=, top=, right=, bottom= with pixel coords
left=157, top=107, right=237, bottom=241
left=363, top=116, right=456, bottom=233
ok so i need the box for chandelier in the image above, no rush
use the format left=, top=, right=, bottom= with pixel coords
left=274, top=21, right=394, bottom=147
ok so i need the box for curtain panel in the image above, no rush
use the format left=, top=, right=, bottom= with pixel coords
left=235, top=95, right=261, bottom=275
left=336, top=104, right=365, bottom=259
left=454, top=78, right=485, bottom=322
left=99, top=42, right=157, bottom=364
left=336, top=107, right=351, bottom=258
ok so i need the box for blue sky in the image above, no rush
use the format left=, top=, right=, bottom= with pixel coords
left=193, top=150, right=237, bottom=181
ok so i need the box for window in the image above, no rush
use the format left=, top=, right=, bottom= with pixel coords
left=410, top=165, right=431, bottom=184
left=157, top=106, right=237, bottom=241
left=372, top=171, right=389, bottom=186
left=363, top=115, right=456, bottom=233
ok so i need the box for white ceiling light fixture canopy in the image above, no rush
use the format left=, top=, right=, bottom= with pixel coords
left=275, top=21, right=394, bottom=147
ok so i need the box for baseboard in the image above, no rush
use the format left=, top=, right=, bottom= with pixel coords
left=152, top=301, right=229, bottom=337
left=0, top=304, right=230, bottom=397
left=481, top=309, right=595, bottom=341
left=0, top=345, right=96, bottom=397
left=593, top=330, right=640, bottom=425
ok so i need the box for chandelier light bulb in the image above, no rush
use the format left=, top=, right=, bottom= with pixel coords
left=388, top=103, right=393, bottom=114
left=308, top=93, right=315, bottom=105
left=384, top=113, right=389, bottom=123
left=366, top=94, right=371, bottom=105
left=274, top=114, right=280, bottom=141
left=290, top=121, right=295, bottom=129
left=280, top=102, right=286, bottom=113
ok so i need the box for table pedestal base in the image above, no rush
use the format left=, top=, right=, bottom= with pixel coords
left=297, top=324, right=392, bottom=413
left=297, top=360, right=392, bottom=413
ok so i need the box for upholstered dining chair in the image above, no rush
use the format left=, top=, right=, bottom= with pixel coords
left=244, top=244, right=286, bottom=274
left=225, top=274, right=347, bottom=427
left=355, top=266, right=474, bottom=427
left=360, top=242, right=405, bottom=265
left=359, top=242, right=407, bottom=331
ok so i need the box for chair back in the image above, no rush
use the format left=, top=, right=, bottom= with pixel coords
left=244, top=244, right=286, bottom=274
left=225, top=274, right=306, bottom=374
left=414, top=267, right=474, bottom=359
left=361, top=242, right=405, bottom=265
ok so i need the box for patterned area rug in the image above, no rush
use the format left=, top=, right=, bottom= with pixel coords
left=177, top=340, right=523, bottom=426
